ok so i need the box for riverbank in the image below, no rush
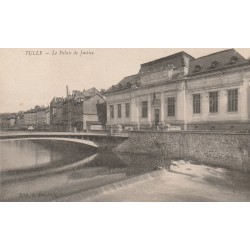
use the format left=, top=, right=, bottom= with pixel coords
left=56, top=160, right=250, bottom=202
left=114, top=131, right=250, bottom=171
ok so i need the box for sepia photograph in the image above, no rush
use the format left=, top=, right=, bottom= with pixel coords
left=1, top=48, right=250, bottom=202
left=2, top=1, right=250, bottom=250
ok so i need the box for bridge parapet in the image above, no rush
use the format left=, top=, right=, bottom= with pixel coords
left=0, top=132, right=129, bottom=149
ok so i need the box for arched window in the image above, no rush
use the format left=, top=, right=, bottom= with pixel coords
left=127, top=82, right=132, bottom=88
left=194, top=65, right=201, bottom=72
left=211, top=61, right=219, bottom=69
left=230, top=56, right=238, bottom=64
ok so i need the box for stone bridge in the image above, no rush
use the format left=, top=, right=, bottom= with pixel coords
left=0, top=131, right=129, bottom=149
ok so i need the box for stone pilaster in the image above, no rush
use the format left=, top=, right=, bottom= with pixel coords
left=160, top=92, right=165, bottom=123
left=148, top=94, right=152, bottom=125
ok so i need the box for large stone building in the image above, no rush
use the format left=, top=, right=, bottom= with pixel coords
left=24, top=109, right=37, bottom=126
left=50, top=87, right=106, bottom=132
left=23, top=106, right=50, bottom=129
left=105, top=49, right=250, bottom=131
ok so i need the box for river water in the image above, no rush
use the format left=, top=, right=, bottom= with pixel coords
left=1, top=139, right=250, bottom=202
left=0, top=139, right=158, bottom=201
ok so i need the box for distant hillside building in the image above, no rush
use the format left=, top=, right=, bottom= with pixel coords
left=24, top=109, right=37, bottom=126
left=36, top=106, right=50, bottom=128
left=0, top=113, right=16, bottom=129
left=105, top=49, right=250, bottom=131
left=16, top=112, right=25, bottom=127
left=50, top=87, right=106, bottom=132
left=23, top=106, right=50, bottom=128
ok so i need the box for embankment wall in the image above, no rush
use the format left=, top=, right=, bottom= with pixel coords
left=114, top=131, right=250, bottom=171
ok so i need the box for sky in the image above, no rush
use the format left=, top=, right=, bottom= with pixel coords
left=1, top=48, right=250, bottom=113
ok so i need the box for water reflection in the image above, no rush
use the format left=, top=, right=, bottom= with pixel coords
left=0, top=140, right=97, bottom=174
left=1, top=139, right=250, bottom=201
left=0, top=139, right=158, bottom=201
left=0, top=140, right=63, bottom=171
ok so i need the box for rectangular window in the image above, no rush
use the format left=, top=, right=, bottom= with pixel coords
left=110, top=105, right=114, bottom=119
left=228, top=89, right=238, bottom=112
left=209, top=92, right=218, bottom=113
left=193, top=94, right=201, bottom=114
left=142, top=101, right=148, bottom=118
left=168, top=97, right=175, bottom=116
left=125, top=103, right=130, bottom=118
left=117, top=104, right=122, bottom=118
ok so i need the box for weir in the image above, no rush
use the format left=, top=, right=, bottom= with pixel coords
left=54, top=169, right=168, bottom=202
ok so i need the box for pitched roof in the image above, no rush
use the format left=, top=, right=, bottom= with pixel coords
left=82, top=87, right=99, bottom=97
left=188, top=49, right=248, bottom=75
left=139, top=51, right=194, bottom=75
left=81, top=93, right=105, bottom=103
left=71, top=88, right=102, bottom=103
left=105, top=74, right=138, bottom=93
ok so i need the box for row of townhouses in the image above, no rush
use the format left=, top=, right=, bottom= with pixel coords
left=23, top=106, right=50, bottom=128
left=105, top=49, right=250, bottom=131
left=50, top=87, right=106, bottom=132
left=0, top=87, right=106, bottom=132
left=1, top=49, right=250, bottom=132
left=0, top=106, right=50, bottom=130
left=0, top=113, right=16, bottom=128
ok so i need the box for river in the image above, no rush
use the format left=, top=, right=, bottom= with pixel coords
left=0, top=139, right=158, bottom=201
left=1, top=139, right=250, bottom=202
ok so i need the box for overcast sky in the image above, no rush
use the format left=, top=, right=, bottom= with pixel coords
left=1, top=48, right=250, bottom=113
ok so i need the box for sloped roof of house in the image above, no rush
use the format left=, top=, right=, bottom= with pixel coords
left=105, top=74, right=138, bottom=93
left=81, top=93, right=105, bottom=103
left=105, top=49, right=250, bottom=95
left=36, top=107, right=49, bottom=112
left=50, top=97, right=64, bottom=105
left=24, top=109, right=37, bottom=114
left=139, top=51, right=194, bottom=75
left=73, top=87, right=100, bottom=100
left=0, top=113, right=16, bottom=119
left=0, top=113, right=16, bottom=120
left=82, top=87, right=100, bottom=97
left=188, top=49, right=248, bottom=75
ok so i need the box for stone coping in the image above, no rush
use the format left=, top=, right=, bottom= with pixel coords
left=130, top=130, right=250, bottom=136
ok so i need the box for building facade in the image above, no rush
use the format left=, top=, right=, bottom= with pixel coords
left=24, top=110, right=37, bottom=126
left=50, top=87, right=106, bottom=132
left=24, top=106, right=50, bottom=128
left=0, top=113, right=16, bottom=129
left=105, top=49, right=250, bottom=131
left=16, top=112, right=25, bottom=128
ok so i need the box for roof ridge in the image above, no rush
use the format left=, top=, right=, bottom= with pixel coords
left=122, top=74, right=138, bottom=80
left=190, top=49, right=236, bottom=61
left=188, top=61, right=250, bottom=76
left=141, top=51, right=194, bottom=66
left=124, top=74, right=137, bottom=77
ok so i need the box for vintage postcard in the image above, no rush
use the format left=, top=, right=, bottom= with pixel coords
left=1, top=48, right=250, bottom=202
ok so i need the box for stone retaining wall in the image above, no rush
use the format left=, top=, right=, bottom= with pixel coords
left=114, top=131, right=250, bottom=171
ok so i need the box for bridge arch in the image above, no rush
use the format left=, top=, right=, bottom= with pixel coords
left=0, top=137, right=99, bottom=148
